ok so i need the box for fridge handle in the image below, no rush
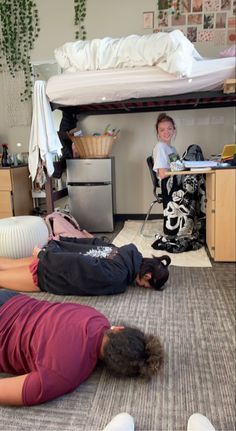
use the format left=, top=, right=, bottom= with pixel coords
left=67, top=182, right=111, bottom=186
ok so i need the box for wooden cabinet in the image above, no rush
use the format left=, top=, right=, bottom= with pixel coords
left=0, top=166, right=33, bottom=218
left=206, top=169, right=236, bottom=262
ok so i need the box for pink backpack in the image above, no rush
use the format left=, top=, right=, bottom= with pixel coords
left=45, top=210, right=82, bottom=240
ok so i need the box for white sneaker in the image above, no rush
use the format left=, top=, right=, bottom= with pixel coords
left=102, top=413, right=135, bottom=431
left=187, top=413, right=216, bottom=431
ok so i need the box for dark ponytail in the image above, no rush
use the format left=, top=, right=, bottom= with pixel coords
left=159, top=255, right=171, bottom=267
left=139, top=255, right=171, bottom=291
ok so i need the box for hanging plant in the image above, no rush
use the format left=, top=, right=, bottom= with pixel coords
left=171, top=0, right=181, bottom=17
left=0, top=0, right=40, bottom=101
left=74, top=0, right=87, bottom=40
left=157, top=0, right=181, bottom=19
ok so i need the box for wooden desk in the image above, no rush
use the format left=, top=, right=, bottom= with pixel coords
left=166, top=169, right=214, bottom=176
left=0, top=166, right=33, bottom=218
left=167, top=168, right=236, bottom=262
left=205, top=169, right=235, bottom=262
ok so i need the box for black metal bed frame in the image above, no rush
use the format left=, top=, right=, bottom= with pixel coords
left=52, top=90, right=236, bottom=116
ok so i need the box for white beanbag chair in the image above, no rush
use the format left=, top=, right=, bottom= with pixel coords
left=0, top=216, right=49, bottom=258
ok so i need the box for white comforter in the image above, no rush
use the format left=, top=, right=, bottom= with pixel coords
left=54, top=30, right=202, bottom=78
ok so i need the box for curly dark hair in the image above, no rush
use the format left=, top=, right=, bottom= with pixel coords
left=155, top=112, right=176, bottom=134
left=139, top=255, right=171, bottom=291
left=102, top=327, right=164, bottom=379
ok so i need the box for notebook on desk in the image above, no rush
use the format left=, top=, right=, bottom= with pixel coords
left=183, top=160, right=219, bottom=169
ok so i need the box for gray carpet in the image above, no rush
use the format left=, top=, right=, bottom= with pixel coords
left=0, top=263, right=235, bottom=431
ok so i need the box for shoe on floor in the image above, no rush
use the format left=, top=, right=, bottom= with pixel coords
left=102, top=413, right=134, bottom=431
left=187, top=413, right=216, bottom=431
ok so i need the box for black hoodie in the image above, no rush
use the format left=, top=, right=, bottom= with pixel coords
left=37, top=237, right=142, bottom=296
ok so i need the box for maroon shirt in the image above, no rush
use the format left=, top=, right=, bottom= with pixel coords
left=0, top=295, right=110, bottom=405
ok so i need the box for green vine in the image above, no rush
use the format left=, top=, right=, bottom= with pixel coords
left=157, top=0, right=181, bottom=19
left=74, top=0, right=87, bottom=40
left=0, top=0, right=40, bottom=101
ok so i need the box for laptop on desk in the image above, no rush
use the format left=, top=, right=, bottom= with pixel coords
left=221, top=144, right=236, bottom=161
left=183, top=144, right=236, bottom=169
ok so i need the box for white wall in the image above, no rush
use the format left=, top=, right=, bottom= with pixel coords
left=0, top=0, right=235, bottom=214
left=80, top=108, right=235, bottom=214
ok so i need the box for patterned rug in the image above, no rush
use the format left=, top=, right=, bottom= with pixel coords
left=113, top=220, right=212, bottom=267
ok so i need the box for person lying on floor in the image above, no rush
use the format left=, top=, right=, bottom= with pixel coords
left=0, top=236, right=171, bottom=295
left=0, top=290, right=164, bottom=406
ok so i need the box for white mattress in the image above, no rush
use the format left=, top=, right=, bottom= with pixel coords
left=46, top=57, right=236, bottom=106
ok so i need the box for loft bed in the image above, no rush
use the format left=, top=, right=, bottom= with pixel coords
left=43, top=33, right=236, bottom=212
left=47, top=58, right=236, bottom=115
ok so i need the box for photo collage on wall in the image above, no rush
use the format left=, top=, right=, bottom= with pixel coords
left=153, top=0, right=236, bottom=45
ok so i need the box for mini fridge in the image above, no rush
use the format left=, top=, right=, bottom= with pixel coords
left=66, top=158, right=114, bottom=232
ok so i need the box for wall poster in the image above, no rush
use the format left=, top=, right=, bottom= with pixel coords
left=152, top=0, right=236, bottom=45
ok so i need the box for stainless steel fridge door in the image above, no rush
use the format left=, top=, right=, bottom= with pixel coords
left=68, top=184, right=114, bottom=232
left=67, top=158, right=112, bottom=183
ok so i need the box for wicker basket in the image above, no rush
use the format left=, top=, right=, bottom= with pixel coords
left=68, top=132, right=116, bottom=158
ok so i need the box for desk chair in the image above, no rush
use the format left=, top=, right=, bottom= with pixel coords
left=140, top=156, right=162, bottom=236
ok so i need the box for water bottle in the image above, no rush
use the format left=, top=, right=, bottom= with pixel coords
left=1, top=145, right=10, bottom=167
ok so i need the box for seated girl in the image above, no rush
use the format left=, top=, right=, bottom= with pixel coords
left=152, top=112, right=206, bottom=253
